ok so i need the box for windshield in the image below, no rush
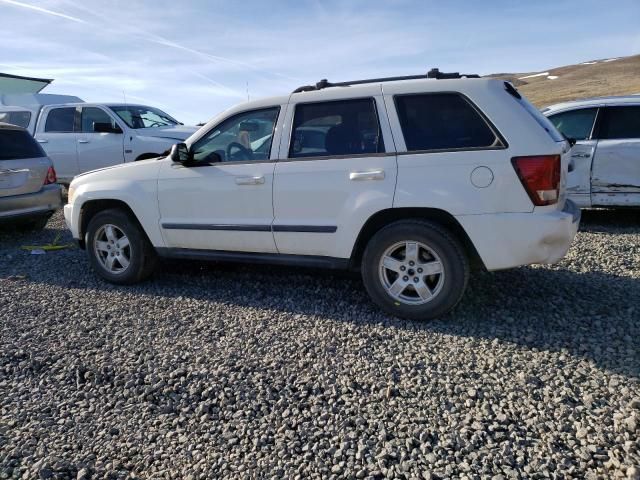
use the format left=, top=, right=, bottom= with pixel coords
left=108, top=105, right=179, bottom=129
left=0, top=111, right=32, bottom=129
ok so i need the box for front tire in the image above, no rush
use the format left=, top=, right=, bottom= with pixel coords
left=361, top=220, right=469, bottom=320
left=86, top=209, right=156, bottom=284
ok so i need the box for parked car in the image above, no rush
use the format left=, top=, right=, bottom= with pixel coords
left=64, top=72, right=579, bottom=320
left=32, top=103, right=198, bottom=184
left=0, top=122, right=62, bottom=230
left=1, top=95, right=198, bottom=184
left=543, top=95, right=640, bottom=208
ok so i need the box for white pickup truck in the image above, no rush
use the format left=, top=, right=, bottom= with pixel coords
left=0, top=96, right=197, bottom=184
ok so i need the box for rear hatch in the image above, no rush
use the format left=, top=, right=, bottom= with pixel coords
left=0, top=128, right=50, bottom=197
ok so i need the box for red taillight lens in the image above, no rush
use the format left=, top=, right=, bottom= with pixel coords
left=511, top=155, right=560, bottom=206
left=44, top=166, right=57, bottom=185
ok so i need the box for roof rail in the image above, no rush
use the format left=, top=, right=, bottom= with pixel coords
left=292, top=68, right=480, bottom=93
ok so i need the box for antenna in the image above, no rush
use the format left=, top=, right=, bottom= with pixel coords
left=122, top=90, right=127, bottom=105
left=246, top=81, right=250, bottom=102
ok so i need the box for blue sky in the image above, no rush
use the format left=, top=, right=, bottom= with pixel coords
left=1, top=0, right=639, bottom=125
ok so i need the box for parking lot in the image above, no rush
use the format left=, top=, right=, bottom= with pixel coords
left=1, top=210, right=639, bottom=479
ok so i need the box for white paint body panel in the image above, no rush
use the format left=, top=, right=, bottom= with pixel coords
left=66, top=78, right=579, bottom=272
left=591, top=138, right=640, bottom=206
left=34, top=131, right=79, bottom=182
left=273, top=93, right=397, bottom=258
left=64, top=159, right=164, bottom=245
left=157, top=160, right=278, bottom=252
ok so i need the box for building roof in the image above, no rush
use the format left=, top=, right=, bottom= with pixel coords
left=0, top=72, right=53, bottom=94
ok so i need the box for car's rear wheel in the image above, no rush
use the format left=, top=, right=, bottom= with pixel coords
left=361, top=220, right=469, bottom=320
left=17, top=214, right=51, bottom=232
left=86, top=209, right=156, bottom=284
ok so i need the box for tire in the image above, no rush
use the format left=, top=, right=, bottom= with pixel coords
left=361, top=220, right=469, bottom=320
left=17, top=214, right=51, bottom=232
left=85, top=208, right=157, bottom=284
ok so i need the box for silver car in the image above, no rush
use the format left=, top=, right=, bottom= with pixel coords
left=0, top=122, right=62, bottom=229
left=543, top=96, right=640, bottom=208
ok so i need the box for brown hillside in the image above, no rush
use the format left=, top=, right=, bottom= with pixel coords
left=488, top=54, right=640, bottom=108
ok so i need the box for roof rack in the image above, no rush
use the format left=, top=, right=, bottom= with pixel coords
left=292, top=68, right=480, bottom=93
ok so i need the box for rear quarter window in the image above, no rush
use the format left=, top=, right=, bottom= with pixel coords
left=0, top=129, right=46, bottom=160
left=504, top=83, right=565, bottom=142
left=0, top=111, right=31, bottom=129
left=394, top=93, right=503, bottom=152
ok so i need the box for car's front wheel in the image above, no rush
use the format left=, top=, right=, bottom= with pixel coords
left=86, top=209, right=156, bottom=284
left=361, top=220, right=469, bottom=320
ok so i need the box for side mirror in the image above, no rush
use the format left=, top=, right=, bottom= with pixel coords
left=170, top=143, right=192, bottom=164
left=94, top=122, right=122, bottom=134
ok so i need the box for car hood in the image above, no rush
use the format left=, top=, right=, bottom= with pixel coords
left=71, top=156, right=165, bottom=184
left=135, top=125, right=198, bottom=141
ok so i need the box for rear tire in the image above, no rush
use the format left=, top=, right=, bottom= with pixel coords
left=361, top=220, right=469, bottom=320
left=17, top=214, right=51, bottom=232
left=86, top=209, right=156, bottom=284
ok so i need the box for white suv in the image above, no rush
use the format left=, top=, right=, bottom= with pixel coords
left=64, top=71, right=580, bottom=320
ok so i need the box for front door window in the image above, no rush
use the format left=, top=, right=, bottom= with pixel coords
left=191, top=107, right=280, bottom=163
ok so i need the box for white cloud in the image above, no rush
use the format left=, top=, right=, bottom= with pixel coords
left=0, top=0, right=85, bottom=23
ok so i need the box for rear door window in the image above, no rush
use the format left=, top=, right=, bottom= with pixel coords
left=596, top=106, right=640, bottom=139
left=548, top=108, right=598, bottom=140
left=0, top=129, right=45, bottom=160
left=289, top=98, right=384, bottom=158
left=45, top=107, right=76, bottom=133
left=394, top=93, right=502, bottom=151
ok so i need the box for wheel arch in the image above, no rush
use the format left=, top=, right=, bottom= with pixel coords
left=78, top=199, right=146, bottom=249
left=350, top=207, right=485, bottom=270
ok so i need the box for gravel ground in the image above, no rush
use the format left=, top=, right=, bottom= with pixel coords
left=1, top=209, right=639, bottom=480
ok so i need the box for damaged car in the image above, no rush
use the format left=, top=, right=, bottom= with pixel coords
left=544, top=96, right=640, bottom=208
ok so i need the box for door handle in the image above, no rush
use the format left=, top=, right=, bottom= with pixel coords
left=235, top=175, right=265, bottom=185
left=78, top=139, right=90, bottom=144
left=36, top=139, right=48, bottom=144
left=349, top=170, right=385, bottom=181
left=571, top=152, right=591, bottom=158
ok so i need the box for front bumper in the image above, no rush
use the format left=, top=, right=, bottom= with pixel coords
left=456, top=200, right=581, bottom=271
left=0, top=184, right=63, bottom=222
left=63, top=202, right=79, bottom=239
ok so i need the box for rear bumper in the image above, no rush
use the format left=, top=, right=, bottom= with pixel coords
left=0, top=184, right=63, bottom=222
left=456, top=200, right=581, bottom=271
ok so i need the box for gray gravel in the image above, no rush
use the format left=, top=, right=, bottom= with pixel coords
left=1, top=209, right=639, bottom=479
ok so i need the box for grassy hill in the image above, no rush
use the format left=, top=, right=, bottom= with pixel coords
left=488, top=54, right=640, bottom=108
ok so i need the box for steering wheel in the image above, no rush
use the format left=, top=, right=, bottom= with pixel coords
left=226, top=141, right=252, bottom=161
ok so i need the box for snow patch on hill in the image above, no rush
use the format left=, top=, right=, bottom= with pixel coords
left=518, top=71, right=550, bottom=80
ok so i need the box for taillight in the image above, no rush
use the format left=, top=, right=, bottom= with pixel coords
left=511, top=155, right=560, bottom=206
left=44, top=166, right=57, bottom=185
